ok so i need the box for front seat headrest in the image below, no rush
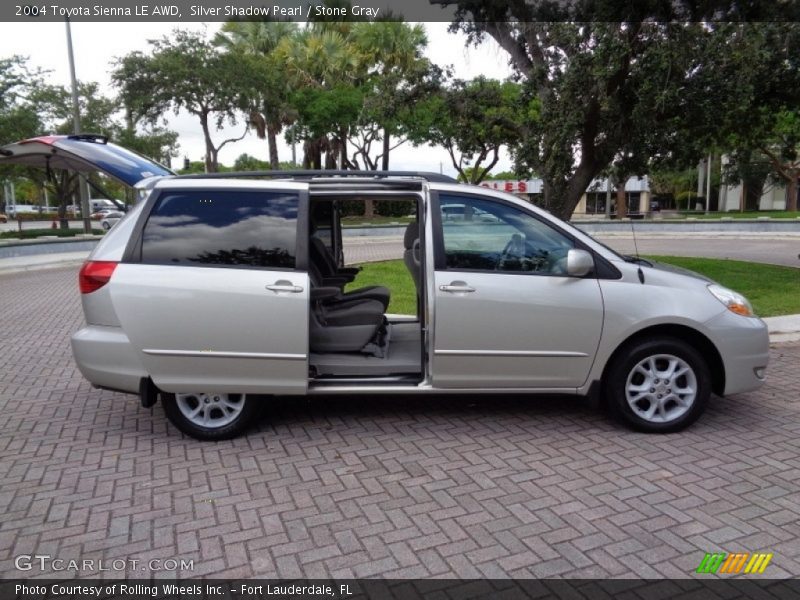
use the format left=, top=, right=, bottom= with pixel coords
left=403, top=221, right=419, bottom=250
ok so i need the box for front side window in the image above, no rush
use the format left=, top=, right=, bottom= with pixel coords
left=439, top=194, right=574, bottom=274
left=142, top=190, right=298, bottom=269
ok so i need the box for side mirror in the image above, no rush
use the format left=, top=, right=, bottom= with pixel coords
left=566, top=248, right=594, bottom=277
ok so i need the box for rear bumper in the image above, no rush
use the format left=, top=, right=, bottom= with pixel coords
left=71, top=325, right=145, bottom=394
left=705, top=311, right=770, bottom=395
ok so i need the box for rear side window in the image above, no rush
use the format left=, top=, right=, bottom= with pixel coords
left=141, top=190, right=298, bottom=269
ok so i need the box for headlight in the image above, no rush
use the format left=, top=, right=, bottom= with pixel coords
left=708, top=284, right=755, bottom=317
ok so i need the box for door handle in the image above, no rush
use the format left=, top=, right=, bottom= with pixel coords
left=266, top=281, right=304, bottom=293
left=440, top=283, right=475, bottom=293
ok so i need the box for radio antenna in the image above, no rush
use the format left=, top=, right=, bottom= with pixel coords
left=631, top=217, right=645, bottom=284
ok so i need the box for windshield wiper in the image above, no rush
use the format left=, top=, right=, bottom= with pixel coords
left=622, top=255, right=653, bottom=267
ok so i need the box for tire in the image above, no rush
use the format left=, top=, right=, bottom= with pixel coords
left=162, top=392, right=258, bottom=440
left=605, top=337, right=711, bottom=433
left=101, top=221, right=110, bottom=230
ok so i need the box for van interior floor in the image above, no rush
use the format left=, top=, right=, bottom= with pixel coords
left=310, top=322, right=422, bottom=378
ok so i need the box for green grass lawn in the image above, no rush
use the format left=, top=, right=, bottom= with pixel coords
left=349, top=257, right=800, bottom=318
left=646, top=256, right=800, bottom=317
left=0, top=227, right=105, bottom=239
left=341, top=215, right=415, bottom=227
left=346, top=260, right=418, bottom=315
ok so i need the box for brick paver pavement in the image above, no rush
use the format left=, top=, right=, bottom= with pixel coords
left=1, top=266, right=799, bottom=580
left=344, top=236, right=404, bottom=265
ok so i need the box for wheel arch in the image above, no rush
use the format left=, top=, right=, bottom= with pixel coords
left=600, top=324, right=725, bottom=396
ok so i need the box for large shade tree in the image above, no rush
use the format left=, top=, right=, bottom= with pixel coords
left=439, top=2, right=800, bottom=219
left=404, top=77, right=526, bottom=184
left=28, top=81, right=178, bottom=225
left=113, top=30, right=259, bottom=172
left=0, top=55, right=43, bottom=145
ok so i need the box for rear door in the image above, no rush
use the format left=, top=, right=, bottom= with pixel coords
left=0, top=135, right=174, bottom=186
left=109, top=180, right=310, bottom=395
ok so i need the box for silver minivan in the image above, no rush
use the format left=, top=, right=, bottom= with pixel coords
left=1, top=136, right=770, bottom=440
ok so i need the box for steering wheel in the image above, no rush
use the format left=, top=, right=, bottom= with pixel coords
left=545, top=248, right=570, bottom=275
left=497, top=234, right=544, bottom=271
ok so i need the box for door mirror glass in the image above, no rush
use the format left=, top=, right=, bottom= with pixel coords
left=566, top=249, right=594, bottom=277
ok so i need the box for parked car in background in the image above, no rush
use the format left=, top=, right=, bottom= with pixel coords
left=6, top=204, right=41, bottom=217
left=90, top=208, right=118, bottom=220
left=100, top=211, right=124, bottom=230
left=0, top=134, right=771, bottom=442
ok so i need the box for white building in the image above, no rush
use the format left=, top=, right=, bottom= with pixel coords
left=718, top=181, right=791, bottom=212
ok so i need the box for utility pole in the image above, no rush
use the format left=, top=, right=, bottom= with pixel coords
left=66, top=19, right=91, bottom=233
left=605, top=177, right=612, bottom=219
left=705, top=154, right=712, bottom=214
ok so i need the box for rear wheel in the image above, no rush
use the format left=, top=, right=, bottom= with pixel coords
left=162, top=392, right=258, bottom=440
left=605, top=338, right=711, bottom=433
left=101, top=221, right=111, bottom=230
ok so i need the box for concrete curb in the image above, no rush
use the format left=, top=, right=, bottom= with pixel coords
left=763, top=315, right=800, bottom=344
left=0, top=252, right=88, bottom=276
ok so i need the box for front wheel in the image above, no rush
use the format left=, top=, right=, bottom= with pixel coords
left=162, top=392, right=258, bottom=440
left=605, top=338, right=711, bottom=433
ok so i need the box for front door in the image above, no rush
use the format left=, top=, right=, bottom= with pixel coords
left=110, top=181, right=310, bottom=394
left=431, top=192, right=604, bottom=389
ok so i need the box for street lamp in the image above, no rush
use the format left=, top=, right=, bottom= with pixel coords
left=65, top=18, right=92, bottom=233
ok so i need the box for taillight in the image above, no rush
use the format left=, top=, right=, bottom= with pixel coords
left=79, top=261, right=118, bottom=294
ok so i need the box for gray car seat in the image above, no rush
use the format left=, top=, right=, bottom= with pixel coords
left=309, top=223, right=391, bottom=310
left=403, top=221, right=421, bottom=294
left=309, top=286, right=386, bottom=353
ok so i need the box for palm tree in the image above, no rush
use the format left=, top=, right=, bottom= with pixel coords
left=214, top=21, right=298, bottom=169
left=352, top=21, right=428, bottom=170
left=276, top=26, right=366, bottom=170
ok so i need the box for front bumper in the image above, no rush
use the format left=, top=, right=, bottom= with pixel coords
left=71, top=325, right=145, bottom=394
left=705, top=311, right=770, bottom=396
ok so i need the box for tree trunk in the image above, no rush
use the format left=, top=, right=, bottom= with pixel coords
left=324, top=149, right=337, bottom=170
left=787, top=172, right=798, bottom=212
left=381, top=129, right=390, bottom=171
left=541, top=160, right=602, bottom=221
left=200, top=113, right=215, bottom=173
left=303, top=140, right=322, bottom=170
left=339, top=128, right=348, bottom=169
left=744, top=181, right=762, bottom=211
left=58, top=202, right=69, bottom=230
left=267, top=125, right=280, bottom=170
left=312, top=141, right=321, bottom=170
left=616, top=185, right=627, bottom=219
left=541, top=180, right=575, bottom=221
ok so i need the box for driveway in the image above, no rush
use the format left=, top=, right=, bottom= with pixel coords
left=1, top=266, right=799, bottom=579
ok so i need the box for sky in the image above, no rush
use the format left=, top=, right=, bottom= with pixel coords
left=0, top=21, right=515, bottom=177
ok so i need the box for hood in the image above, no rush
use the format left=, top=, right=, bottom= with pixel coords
left=646, top=259, right=712, bottom=283
left=0, top=134, right=174, bottom=187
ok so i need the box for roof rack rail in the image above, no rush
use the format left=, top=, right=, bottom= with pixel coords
left=67, top=133, right=108, bottom=144
left=175, top=169, right=458, bottom=184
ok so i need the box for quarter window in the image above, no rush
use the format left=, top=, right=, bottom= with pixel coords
left=142, top=190, right=298, bottom=269
left=439, top=194, right=574, bottom=274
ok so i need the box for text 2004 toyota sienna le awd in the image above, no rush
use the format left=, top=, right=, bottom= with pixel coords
left=0, top=135, right=770, bottom=440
